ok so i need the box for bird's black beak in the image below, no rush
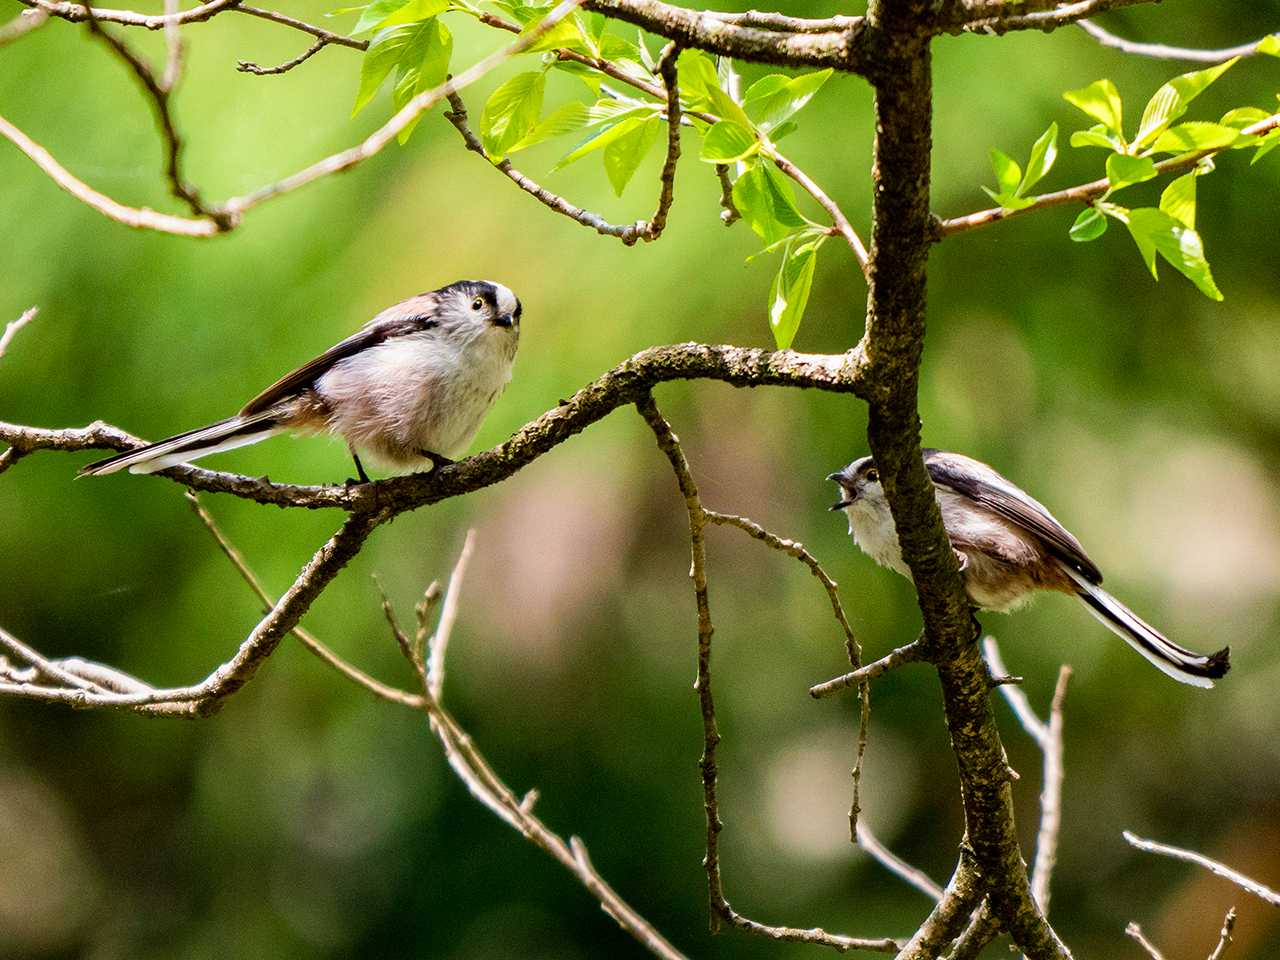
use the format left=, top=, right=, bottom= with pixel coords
left=829, top=498, right=853, bottom=512
left=493, top=313, right=514, bottom=328
left=826, top=471, right=844, bottom=482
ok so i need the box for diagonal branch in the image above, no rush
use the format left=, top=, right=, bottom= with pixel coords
left=1124, top=832, right=1280, bottom=907
left=237, top=37, right=326, bottom=75
left=0, top=306, right=37, bottom=362
left=951, top=0, right=1163, bottom=35
left=0, top=5, right=48, bottom=44
left=1076, top=19, right=1271, bottom=63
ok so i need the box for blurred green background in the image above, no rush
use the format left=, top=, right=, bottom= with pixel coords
left=2, top=1, right=1279, bottom=956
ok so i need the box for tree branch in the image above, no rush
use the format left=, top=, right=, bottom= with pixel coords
left=1207, top=908, right=1237, bottom=960
left=1076, top=19, right=1271, bottom=63
left=1124, top=922, right=1168, bottom=960
left=0, top=5, right=48, bottom=44
left=0, top=306, right=36, bottom=362
left=936, top=113, right=1280, bottom=238
left=23, top=0, right=242, bottom=29
left=951, top=0, right=1163, bottom=35
left=236, top=37, right=326, bottom=75
left=1124, top=832, right=1280, bottom=907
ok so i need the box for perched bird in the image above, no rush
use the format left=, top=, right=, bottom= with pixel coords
left=80, top=280, right=522, bottom=483
left=828, top=450, right=1231, bottom=688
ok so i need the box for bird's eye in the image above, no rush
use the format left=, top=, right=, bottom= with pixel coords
left=866, top=468, right=879, bottom=483
left=471, top=297, right=485, bottom=311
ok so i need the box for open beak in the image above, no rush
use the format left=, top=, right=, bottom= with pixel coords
left=829, top=498, right=853, bottom=512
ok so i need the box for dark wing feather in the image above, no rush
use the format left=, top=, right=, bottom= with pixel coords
left=239, top=311, right=435, bottom=416
left=924, top=450, right=1103, bottom=584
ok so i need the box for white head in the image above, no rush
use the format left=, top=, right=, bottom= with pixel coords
left=431, top=279, right=522, bottom=344
left=827, top=456, right=888, bottom=526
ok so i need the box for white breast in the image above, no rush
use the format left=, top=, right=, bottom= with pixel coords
left=316, top=328, right=516, bottom=467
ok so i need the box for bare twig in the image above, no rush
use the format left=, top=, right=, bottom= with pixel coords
left=809, top=638, right=925, bottom=698
left=160, top=0, right=182, bottom=90
left=24, top=0, right=241, bottom=29
left=983, top=637, right=1047, bottom=744
left=1030, top=665, right=1070, bottom=914
left=1125, top=922, right=1169, bottom=960
left=81, top=11, right=228, bottom=225
left=1207, top=908, right=1237, bottom=960
left=854, top=819, right=943, bottom=901
left=0, top=114, right=220, bottom=236
left=1076, top=19, right=1270, bottom=63
left=427, top=529, right=475, bottom=701
left=234, top=4, right=365, bottom=49
left=638, top=394, right=899, bottom=954
left=0, top=5, right=48, bottom=44
left=632, top=41, right=682, bottom=245
left=703, top=10, right=860, bottom=33
left=937, top=113, right=1280, bottom=237
left=1124, top=832, right=1280, bottom=907
left=0, top=307, right=36, bottom=361
left=714, top=164, right=741, bottom=225
left=955, top=0, right=1162, bottom=35
left=237, top=38, right=325, bottom=75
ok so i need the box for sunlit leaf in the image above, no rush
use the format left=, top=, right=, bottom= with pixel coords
left=480, top=71, right=546, bottom=159
left=742, top=69, right=833, bottom=133
left=553, top=113, right=650, bottom=169
left=516, top=10, right=585, bottom=53
left=1125, top=207, right=1223, bottom=300
left=351, top=0, right=445, bottom=36
left=768, top=237, right=820, bottom=349
left=1069, top=206, right=1107, bottom=242
left=603, top=116, right=661, bottom=196
left=505, top=100, right=593, bottom=153
left=700, top=120, right=758, bottom=163
left=1070, top=124, right=1122, bottom=151
left=1159, top=171, right=1198, bottom=228
left=732, top=160, right=807, bottom=244
left=1253, top=129, right=1280, bottom=164
left=1105, top=153, right=1156, bottom=190
left=1151, top=121, right=1239, bottom=154
left=389, top=17, right=452, bottom=142
left=1020, top=121, right=1058, bottom=194
left=1133, top=58, right=1237, bottom=150
left=980, top=186, right=1035, bottom=211
left=1064, top=79, right=1124, bottom=136
left=988, top=148, right=1021, bottom=195
left=1257, top=33, right=1280, bottom=57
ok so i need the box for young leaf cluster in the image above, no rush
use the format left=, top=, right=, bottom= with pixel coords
left=1061, top=58, right=1280, bottom=301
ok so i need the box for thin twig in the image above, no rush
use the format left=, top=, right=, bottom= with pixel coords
left=0, top=307, right=36, bottom=361
left=81, top=10, right=227, bottom=224
left=1124, top=832, right=1280, bottom=906
left=955, top=0, right=1162, bottom=35
left=1076, top=19, right=1269, bottom=63
left=428, top=529, right=475, bottom=702
left=937, top=113, right=1280, bottom=237
left=24, top=0, right=241, bottom=29
left=983, top=637, right=1047, bottom=745
left=237, top=37, right=325, bottom=75
left=0, top=114, right=219, bottom=236
left=1030, top=665, right=1071, bottom=914
left=703, top=9, right=860, bottom=33
left=160, top=0, right=182, bottom=90
left=1125, top=922, right=1169, bottom=960
left=854, top=819, right=943, bottom=901
left=235, top=4, right=365, bottom=49
left=0, top=5, right=48, bottom=44
left=715, top=164, right=741, bottom=225
left=809, top=638, right=925, bottom=698
left=1207, top=908, right=1237, bottom=960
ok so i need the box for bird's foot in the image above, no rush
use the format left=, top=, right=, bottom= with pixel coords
left=419, top=449, right=455, bottom=471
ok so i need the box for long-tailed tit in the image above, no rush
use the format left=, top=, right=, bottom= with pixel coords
left=80, top=280, right=521, bottom=483
left=828, top=450, right=1231, bottom=688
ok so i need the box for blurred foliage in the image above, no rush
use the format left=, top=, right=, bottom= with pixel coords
left=2, top=1, right=1280, bottom=957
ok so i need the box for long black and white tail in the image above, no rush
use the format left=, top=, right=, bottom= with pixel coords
left=78, top=412, right=282, bottom=477
left=1062, top=567, right=1230, bottom=688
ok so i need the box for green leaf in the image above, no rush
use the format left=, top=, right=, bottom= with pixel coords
left=505, top=100, right=592, bottom=153
left=603, top=115, right=660, bottom=196
left=516, top=10, right=585, bottom=53
left=676, top=50, right=719, bottom=107
left=350, top=0, right=445, bottom=36
left=1020, top=121, right=1058, bottom=194
left=1070, top=124, right=1122, bottom=151
left=1257, top=33, right=1280, bottom=57
left=353, top=22, right=426, bottom=117
left=1253, top=129, right=1280, bottom=164
left=732, top=161, right=807, bottom=244
left=988, top=148, right=1022, bottom=195
left=1105, top=153, right=1156, bottom=190
left=1064, top=79, right=1124, bottom=136
left=1069, top=206, right=1107, bottom=242
left=480, top=71, right=546, bottom=159
left=1150, top=121, right=1239, bottom=154
left=1133, top=58, right=1238, bottom=150
left=980, top=187, right=1035, bottom=211
left=389, top=18, right=452, bottom=142
left=769, top=120, right=799, bottom=142
left=742, top=69, right=833, bottom=134
left=1220, top=106, right=1270, bottom=129
left=1125, top=207, right=1223, bottom=300
left=636, top=28, right=656, bottom=72
left=553, top=113, right=649, bottom=169
left=700, top=120, right=758, bottom=163
left=1159, top=171, right=1198, bottom=228
left=768, top=238, right=819, bottom=349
